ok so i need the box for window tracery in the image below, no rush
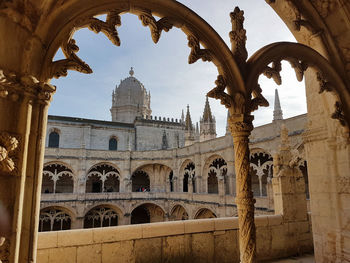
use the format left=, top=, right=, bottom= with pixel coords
left=42, top=163, right=74, bottom=193
left=39, top=208, right=71, bottom=232
left=86, top=164, right=120, bottom=193
left=84, top=206, right=118, bottom=228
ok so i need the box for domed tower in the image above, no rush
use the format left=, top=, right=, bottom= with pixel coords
left=110, top=67, right=151, bottom=123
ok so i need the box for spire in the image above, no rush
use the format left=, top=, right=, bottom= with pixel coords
left=202, top=96, right=213, bottom=122
left=196, top=122, right=199, bottom=134
left=129, top=67, right=134, bottom=76
left=273, top=89, right=283, bottom=121
left=181, top=109, right=185, bottom=123
left=226, top=110, right=230, bottom=135
left=185, top=105, right=193, bottom=131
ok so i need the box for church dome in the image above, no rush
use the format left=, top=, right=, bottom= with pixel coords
left=111, top=67, right=151, bottom=123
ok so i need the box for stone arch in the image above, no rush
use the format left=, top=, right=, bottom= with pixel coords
left=83, top=204, right=122, bottom=228
left=36, top=0, right=245, bottom=102
left=130, top=203, right=166, bottom=225
left=131, top=163, right=173, bottom=192
left=42, top=162, right=75, bottom=194
left=193, top=207, right=217, bottom=219
left=86, top=162, right=120, bottom=193
left=203, top=154, right=228, bottom=194
left=39, top=205, right=75, bottom=232
left=169, top=204, right=189, bottom=221
left=250, top=150, right=273, bottom=197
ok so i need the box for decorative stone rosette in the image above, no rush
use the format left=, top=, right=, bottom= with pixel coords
left=0, top=132, right=19, bottom=174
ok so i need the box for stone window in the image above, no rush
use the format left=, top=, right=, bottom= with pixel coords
left=109, top=137, right=118, bottom=151
left=84, top=206, right=118, bottom=228
left=48, top=131, right=59, bottom=148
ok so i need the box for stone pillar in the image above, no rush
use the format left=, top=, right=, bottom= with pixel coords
left=272, top=125, right=308, bottom=221
left=227, top=160, right=235, bottom=195
left=0, top=71, right=55, bottom=263
left=188, top=178, right=193, bottom=194
left=71, top=217, right=84, bottom=229
left=229, top=114, right=256, bottom=263
left=218, top=176, right=225, bottom=196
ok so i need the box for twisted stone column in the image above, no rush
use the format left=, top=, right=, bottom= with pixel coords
left=229, top=115, right=256, bottom=263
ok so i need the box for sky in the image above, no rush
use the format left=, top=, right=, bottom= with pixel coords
left=49, top=0, right=307, bottom=137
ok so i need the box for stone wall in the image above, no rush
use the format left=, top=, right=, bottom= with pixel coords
left=36, top=215, right=313, bottom=263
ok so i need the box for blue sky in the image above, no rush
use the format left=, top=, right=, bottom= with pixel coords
left=49, top=0, right=307, bottom=136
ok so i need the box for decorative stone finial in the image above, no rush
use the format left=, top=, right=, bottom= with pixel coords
left=129, top=67, right=134, bottom=76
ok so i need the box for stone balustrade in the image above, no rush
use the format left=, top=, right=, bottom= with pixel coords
left=37, top=214, right=313, bottom=263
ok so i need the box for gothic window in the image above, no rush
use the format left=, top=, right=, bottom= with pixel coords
left=86, top=164, right=120, bottom=193
left=109, top=137, right=118, bottom=151
left=250, top=152, right=273, bottom=197
left=131, top=170, right=150, bottom=192
left=84, top=206, right=118, bottom=228
left=42, top=163, right=74, bottom=194
left=48, top=131, right=59, bottom=148
left=39, top=208, right=71, bottom=232
left=131, top=203, right=164, bottom=224
left=183, top=162, right=195, bottom=193
left=208, top=158, right=227, bottom=194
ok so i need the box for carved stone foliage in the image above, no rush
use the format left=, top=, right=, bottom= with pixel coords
left=187, top=34, right=212, bottom=64
left=0, top=1, right=40, bottom=32
left=0, top=132, right=19, bottom=174
left=87, top=11, right=122, bottom=46
left=230, top=7, right=248, bottom=68
left=0, top=69, right=56, bottom=103
left=337, top=176, right=350, bottom=194
left=0, top=237, right=9, bottom=263
left=138, top=10, right=173, bottom=44
left=48, top=38, right=92, bottom=79
left=331, top=101, right=346, bottom=127
left=48, top=11, right=122, bottom=80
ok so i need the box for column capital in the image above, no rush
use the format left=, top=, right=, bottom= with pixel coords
left=0, top=69, right=56, bottom=105
left=228, top=114, right=254, bottom=136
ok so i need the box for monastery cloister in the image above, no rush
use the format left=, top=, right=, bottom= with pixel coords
left=0, top=0, right=349, bottom=263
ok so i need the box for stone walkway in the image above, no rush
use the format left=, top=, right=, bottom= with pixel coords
left=266, top=254, right=315, bottom=262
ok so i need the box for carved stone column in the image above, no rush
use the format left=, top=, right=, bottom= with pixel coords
left=229, top=114, right=256, bottom=263
left=0, top=70, right=55, bottom=263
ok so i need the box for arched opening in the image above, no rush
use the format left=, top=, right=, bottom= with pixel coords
left=132, top=170, right=150, bottom=192
left=183, top=162, right=195, bottom=193
left=109, top=137, right=118, bottom=151
left=131, top=203, right=165, bottom=224
left=42, top=163, right=74, bottom=194
left=207, top=158, right=227, bottom=194
left=104, top=174, right=120, bottom=192
left=42, top=174, right=54, bottom=194
left=39, top=207, right=72, bottom=232
left=84, top=206, right=119, bottom=228
left=169, top=205, right=188, bottom=221
left=86, top=174, right=102, bottom=193
left=86, top=163, right=120, bottom=193
left=48, top=131, right=60, bottom=148
left=183, top=173, right=189, bottom=192
left=169, top=171, right=174, bottom=192
left=250, top=152, right=273, bottom=197
left=194, top=208, right=217, bottom=219
left=55, top=173, right=74, bottom=193
left=207, top=172, right=218, bottom=194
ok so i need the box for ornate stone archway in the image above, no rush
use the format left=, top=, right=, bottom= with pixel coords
left=0, top=1, right=349, bottom=263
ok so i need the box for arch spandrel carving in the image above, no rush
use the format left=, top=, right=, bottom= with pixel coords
left=32, top=0, right=245, bottom=100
